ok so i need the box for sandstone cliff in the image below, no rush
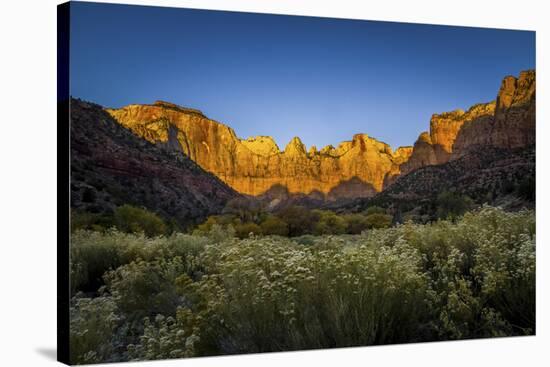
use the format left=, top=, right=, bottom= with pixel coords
left=107, top=103, right=411, bottom=199
left=453, top=70, right=536, bottom=157
left=399, top=70, right=535, bottom=175
left=105, top=70, right=535, bottom=200
left=399, top=102, right=497, bottom=176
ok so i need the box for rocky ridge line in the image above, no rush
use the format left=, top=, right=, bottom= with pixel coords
left=106, top=70, right=535, bottom=200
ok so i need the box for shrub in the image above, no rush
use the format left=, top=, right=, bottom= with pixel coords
left=194, top=215, right=239, bottom=240
left=365, top=213, right=392, bottom=229
left=194, top=216, right=218, bottom=233
left=234, top=222, right=262, bottom=239
left=276, top=206, right=319, bottom=236
left=436, top=191, right=473, bottom=220
left=70, top=296, right=120, bottom=364
left=127, top=313, right=199, bottom=361
left=204, top=223, right=236, bottom=243
left=260, top=215, right=289, bottom=236
left=365, top=206, right=386, bottom=215
left=70, top=231, right=210, bottom=294
left=399, top=207, right=535, bottom=337
left=312, top=210, right=347, bottom=235
left=342, top=213, right=370, bottom=234
left=69, top=207, right=535, bottom=362
left=222, top=197, right=264, bottom=222
left=71, top=210, right=115, bottom=232
left=104, top=258, right=188, bottom=322
left=188, top=235, right=432, bottom=352
left=70, top=231, right=122, bottom=294
left=114, top=205, right=167, bottom=237
left=292, top=234, right=317, bottom=246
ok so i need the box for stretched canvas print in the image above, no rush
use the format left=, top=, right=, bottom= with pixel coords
left=57, top=1, right=536, bottom=365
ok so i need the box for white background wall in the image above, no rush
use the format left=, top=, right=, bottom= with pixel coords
left=0, top=0, right=547, bottom=365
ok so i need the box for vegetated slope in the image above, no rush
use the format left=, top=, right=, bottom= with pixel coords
left=70, top=98, right=238, bottom=228
left=331, top=144, right=535, bottom=216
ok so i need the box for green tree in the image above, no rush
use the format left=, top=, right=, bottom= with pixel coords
left=260, top=215, right=289, bottom=236
left=222, top=197, right=264, bottom=222
left=276, top=206, right=318, bottom=236
left=312, top=210, right=347, bottom=235
left=343, top=213, right=370, bottom=234
left=365, top=213, right=392, bottom=229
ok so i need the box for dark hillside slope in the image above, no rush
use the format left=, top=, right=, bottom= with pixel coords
left=329, top=145, right=535, bottom=217
left=70, top=99, right=238, bottom=228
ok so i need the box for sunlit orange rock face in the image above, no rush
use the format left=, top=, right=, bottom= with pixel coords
left=400, top=70, right=535, bottom=175
left=106, top=101, right=412, bottom=199
left=452, top=70, right=536, bottom=157
left=106, top=70, right=535, bottom=199
left=399, top=102, right=497, bottom=176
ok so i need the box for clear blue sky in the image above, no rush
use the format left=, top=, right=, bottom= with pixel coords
left=70, top=1, right=535, bottom=150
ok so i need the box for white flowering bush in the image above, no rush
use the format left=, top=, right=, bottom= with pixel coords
left=393, top=207, right=536, bottom=338
left=70, top=230, right=210, bottom=294
left=69, top=207, right=535, bottom=363
left=127, top=313, right=200, bottom=361
left=103, top=257, right=188, bottom=321
left=187, top=235, right=432, bottom=351
left=69, top=296, right=120, bottom=364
